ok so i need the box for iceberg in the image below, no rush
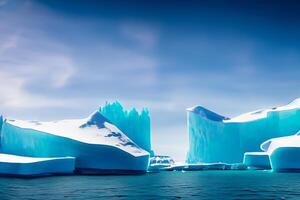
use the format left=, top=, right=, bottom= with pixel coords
left=226, top=163, right=248, bottom=170
left=167, top=163, right=228, bottom=171
left=0, top=111, right=149, bottom=174
left=187, top=98, right=300, bottom=164
left=0, top=154, right=75, bottom=177
left=99, top=101, right=153, bottom=155
left=184, top=163, right=227, bottom=171
left=261, top=133, right=300, bottom=172
left=148, top=155, right=175, bottom=171
left=243, top=152, right=271, bottom=169
left=166, top=163, right=247, bottom=171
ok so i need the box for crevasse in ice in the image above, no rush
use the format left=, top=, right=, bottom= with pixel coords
left=99, top=101, right=152, bottom=155
left=187, top=98, right=300, bottom=164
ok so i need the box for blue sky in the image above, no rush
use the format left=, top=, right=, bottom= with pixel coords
left=1, top=0, right=300, bottom=161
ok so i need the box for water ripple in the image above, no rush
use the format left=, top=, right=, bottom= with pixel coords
left=1, top=171, right=300, bottom=199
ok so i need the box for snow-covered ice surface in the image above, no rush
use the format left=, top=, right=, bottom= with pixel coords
left=148, top=155, right=175, bottom=171
left=261, top=133, right=300, bottom=154
left=260, top=132, right=300, bottom=172
left=226, top=98, right=300, bottom=123
left=6, top=111, right=146, bottom=156
left=187, top=98, right=300, bottom=164
left=0, top=153, right=75, bottom=176
left=0, top=111, right=149, bottom=174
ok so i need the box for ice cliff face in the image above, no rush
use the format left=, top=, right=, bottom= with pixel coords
left=0, top=111, right=149, bottom=173
left=99, top=101, right=152, bottom=155
left=187, top=98, right=300, bottom=164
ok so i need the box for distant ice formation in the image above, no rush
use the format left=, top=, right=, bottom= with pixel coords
left=99, top=101, right=153, bottom=155
left=0, top=111, right=150, bottom=175
left=164, top=163, right=247, bottom=171
left=148, top=155, right=175, bottom=171
left=187, top=98, right=300, bottom=164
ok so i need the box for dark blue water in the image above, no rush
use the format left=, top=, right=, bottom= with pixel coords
left=0, top=171, right=300, bottom=199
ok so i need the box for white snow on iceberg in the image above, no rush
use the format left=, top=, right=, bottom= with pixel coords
left=0, top=153, right=75, bottom=176
left=260, top=132, right=300, bottom=172
left=148, top=155, right=175, bottom=171
left=0, top=111, right=149, bottom=174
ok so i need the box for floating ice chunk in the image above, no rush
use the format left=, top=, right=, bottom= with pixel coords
left=185, top=163, right=226, bottom=171
left=166, top=162, right=247, bottom=171
left=270, top=147, right=300, bottom=172
left=243, top=152, right=271, bottom=169
left=0, top=154, right=75, bottom=177
left=148, top=155, right=175, bottom=171
left=166, top=163, right=187, bottom=171
left=166, top=163, right=227, bottom=171
left=260, top=133, right=300, bottom=172
left=227, top=163, right=248, bottom=170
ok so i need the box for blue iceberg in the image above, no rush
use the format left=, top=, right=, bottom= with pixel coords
left=187, top=98, right=300, bottom=164
left=0, top=154, right=75, bottom=177
left=260, top=132, right=300, bottom=172
left=148, top=155, right=175, bottom=171
left=99, top=101, right=152, bottom=155
left=243, top=152, right=271, bottom=169
left=0, top=111, right=149, bottom=174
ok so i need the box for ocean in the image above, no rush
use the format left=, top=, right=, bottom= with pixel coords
left=0, top=170, right=300, bottom=199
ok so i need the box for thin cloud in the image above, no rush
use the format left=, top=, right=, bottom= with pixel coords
left=0, top=71, right=66, bottom=108
left=120, top=22, right=159, bottom=50
left=0, top=1, right=76, bottom=110
left=0, top=0, right=8, bottom=7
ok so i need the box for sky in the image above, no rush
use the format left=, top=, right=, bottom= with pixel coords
left=0, top=0, right=300, bottom=161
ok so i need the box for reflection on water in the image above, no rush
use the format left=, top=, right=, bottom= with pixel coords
left=0, top=171, right=300, bottom=199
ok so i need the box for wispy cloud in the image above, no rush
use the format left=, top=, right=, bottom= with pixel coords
left=0, top=0, right=161, bottom=115
left=120, top=22, right=159, bottom=50
left=0, top=70, right=69, bottom=108
left=0, top=0, right=8, bottom=7
left=0, top=1, right=76, bottom=110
